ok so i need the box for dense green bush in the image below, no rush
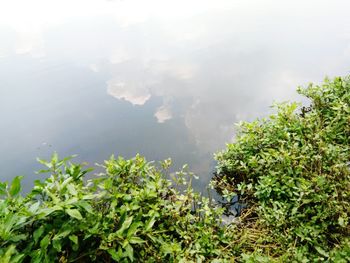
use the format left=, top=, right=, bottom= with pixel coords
left=214, top=76, right=350, bottom=261
left=0, top=154, right=239, bottom=262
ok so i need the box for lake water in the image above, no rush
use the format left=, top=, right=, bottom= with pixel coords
left=1, top=0, right=349, bottom=191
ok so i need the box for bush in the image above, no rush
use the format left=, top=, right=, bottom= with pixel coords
left=214, top=76, right=350, bottom=261
left=0, top=154, right=239, bottom=262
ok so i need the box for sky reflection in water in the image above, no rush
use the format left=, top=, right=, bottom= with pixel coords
left=0, top=0, right=349, bottom=191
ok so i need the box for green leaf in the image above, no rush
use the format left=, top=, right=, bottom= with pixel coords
left=28, top=201, right=41, bottom=214
left=146, top=233, right=156, bottom=243
left=107, top=249, right=118, bottom=260
left=9, top=234, right=27, bottom=242
left=117, top=216, right=133, bottom=236
left=11, top=254, right=25, bottom=263
left=35, top=169, right=51, bottom=174
left=9, top=176, right=23, bottom=197
left=77, top=201, right=93, bottom=214
left=52, top=239, right=62, bottom=252
left=0, top=182, right=7, bottom=196
left=69, top=234, right=78, bottom=245
left=2, top=245, right=17, bottom=263
left=315, top=246, right=329, bottom=258
left=36, top=157, right=50, bottom=167
left=38, top=206, right=63, bottom=219
left=40, top=234, right=50, bottom=249
left=53, top=229, right=71, bottom=240
left=338, top=215, right=348, bottom=228
left=52, top=152, right=59, bottom=164
left=125, top=244, right=134, bottom=262
left=66, top=184, right=77, bottom=196
left=107, top=248, right=122, bottom=261
left=145, top=216, right=156, bottom=232
left=127, top=222, right=142, bottom=238
left=66, top=209, right=83, bottom=220
left=33, top=226, right=45, bottom=244
left=129, top=237, right=145, bottom=244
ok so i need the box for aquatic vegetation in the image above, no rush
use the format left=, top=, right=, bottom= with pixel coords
left=214, top=76, right=350, bottom=261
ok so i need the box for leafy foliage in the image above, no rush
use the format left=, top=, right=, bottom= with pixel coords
left=0, top=154, right=239, bottom=262
left=214, top=76, right=350, bottom=261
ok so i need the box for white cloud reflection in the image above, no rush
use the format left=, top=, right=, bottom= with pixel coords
left=107, top=80, right=151, bottom=106
left=154, top=105, right=172, bottom=123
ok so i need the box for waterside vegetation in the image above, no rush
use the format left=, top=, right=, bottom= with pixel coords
left=1, top=76, right=349, bottom=262
left=214, top=76, right=350, bottom=261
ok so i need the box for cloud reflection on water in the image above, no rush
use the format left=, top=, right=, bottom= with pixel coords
left=107, top=81, right=151, bottom=106
left=0, top=0, right=350, bottom=190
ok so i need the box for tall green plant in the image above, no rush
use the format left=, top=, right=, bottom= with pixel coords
left=214, top=76, right=350, bottom=261
left=0, top=154, right=237, bottom=262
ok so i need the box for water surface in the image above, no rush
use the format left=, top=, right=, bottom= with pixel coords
left=1, top=0, right=349, bottom=191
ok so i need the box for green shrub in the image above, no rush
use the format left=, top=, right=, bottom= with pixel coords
left=0, top=154, right=239, bottom=262
left=214, top=76, right=350, bottom=260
